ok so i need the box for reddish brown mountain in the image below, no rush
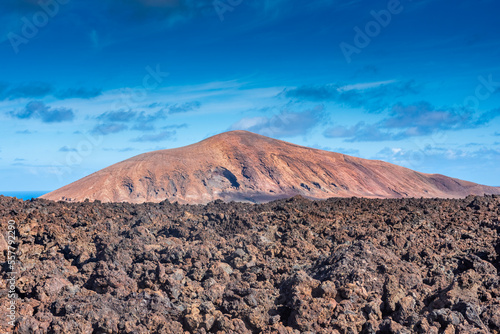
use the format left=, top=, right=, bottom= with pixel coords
left=41, top=130, right=500, bottom=204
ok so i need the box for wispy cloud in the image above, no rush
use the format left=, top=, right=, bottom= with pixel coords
left=54, top=87, right=102, bottom=99
left=0, top=82, right=102, bottom=100
left=132, top=130, right=176, bottom=142
left=324, top=122, right=392, bottom=142
left=166, top=101, right=201, bottom=114
left=374, top=145, right=500, bottom=172
left=283, top=80, right=421, bottom=112
left=59, top=146, right=77, bottom=152
left=9, top=101, right=75, bottom=123
left=324, top=102, right=499, bottom=142
left=134, top=109, right=168, bottom=126
left=0, top=82, right=53, bottom=100
left=98, top=110, right=138, bottom=122
left=103, top=147, right=135, bottom=152
left=93, top=102, right=200, bottom=133
left=383, top=102, right=475, bottom=135
left=339, top=80, right=396, bottom=91
left=91, top=123, right=128, bottom=135
left=230, top=105, right=326, bottom=137
left=16, top=129, right=36, bottom=134
left=475, top=108, right=500, bottom=126
left=163, top=123, right=188, bottom=130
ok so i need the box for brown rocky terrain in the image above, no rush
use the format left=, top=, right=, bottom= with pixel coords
left=41, top=131, right=500, bottom=204
left=1, top=195, right=500, bottom=333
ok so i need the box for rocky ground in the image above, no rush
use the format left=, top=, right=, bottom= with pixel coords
left=0, top=195, right=499, bottom=333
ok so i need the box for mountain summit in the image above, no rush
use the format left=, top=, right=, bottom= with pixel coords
left=41, top=131, right=500, bottom=204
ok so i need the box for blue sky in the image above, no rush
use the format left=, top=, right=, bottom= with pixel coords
left=0, top=0, right=499, bottom=191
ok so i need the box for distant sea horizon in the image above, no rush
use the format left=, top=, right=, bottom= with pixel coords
left=0, top=191, right=51, bottom=200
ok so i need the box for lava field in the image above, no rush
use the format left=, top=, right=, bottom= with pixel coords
left=1, top=195, right=500, bottom=333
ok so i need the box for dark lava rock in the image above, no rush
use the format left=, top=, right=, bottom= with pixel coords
left=0, top=195, right=500, bottom=333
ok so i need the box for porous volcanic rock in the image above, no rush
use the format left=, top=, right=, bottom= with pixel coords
left=41, top=131, right=500, bottom=204
left=1, top=195, right=500, bottom=333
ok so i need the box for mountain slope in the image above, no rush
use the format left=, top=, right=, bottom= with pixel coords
left=41, top=131, right=500, bottom=204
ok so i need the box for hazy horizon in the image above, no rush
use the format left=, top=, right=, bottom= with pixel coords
left=0, top=190, right=50, bottom=200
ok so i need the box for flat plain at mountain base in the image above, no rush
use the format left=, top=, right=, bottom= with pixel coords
left=1, top=195, right=499, bottom=333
